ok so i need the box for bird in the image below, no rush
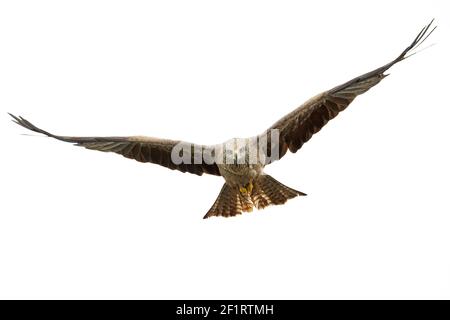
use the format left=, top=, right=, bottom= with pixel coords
left=10, top=20, right=435, bottom=219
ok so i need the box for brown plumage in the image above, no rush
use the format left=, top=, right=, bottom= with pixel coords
left=261, top=20, right=436, bottom=162
left=9, top=20, right=435, bottom=218
left=8, top=115, right=220, bottom=176
left=204, top=175, right=305, bottom=218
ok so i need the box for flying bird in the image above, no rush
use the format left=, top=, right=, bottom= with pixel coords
left=10, top=20, right=435, bottom=218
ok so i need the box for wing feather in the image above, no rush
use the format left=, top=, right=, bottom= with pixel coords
left=9, top=114, right=220, bottom=176
left=261, top=20, right=435, bottom=163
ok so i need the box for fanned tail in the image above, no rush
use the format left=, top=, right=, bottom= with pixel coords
left=203, top=184, right=253, bottom=219
left=204, top=175, right=306, bottom=218
left=251, top=175, right=306, bottom=210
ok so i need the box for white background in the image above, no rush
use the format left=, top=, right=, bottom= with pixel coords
left=1, top=1, right=449, bottom=299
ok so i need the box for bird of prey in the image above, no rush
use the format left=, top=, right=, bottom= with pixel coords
left=10, top=20, right=435, bottom=219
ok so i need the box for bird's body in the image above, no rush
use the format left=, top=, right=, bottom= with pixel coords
left=215, top=137, right=262, bottom=184
left=9, top=20, right=435, bottom=218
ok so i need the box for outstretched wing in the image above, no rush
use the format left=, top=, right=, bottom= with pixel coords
left=261, top=20, right=436, bottom=164
left=9, top=114, right=221, bottom=176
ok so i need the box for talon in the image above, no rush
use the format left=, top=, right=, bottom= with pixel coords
left=247, top=182, right=253, bottom=194
left=239, top=186, right=248, bottom=194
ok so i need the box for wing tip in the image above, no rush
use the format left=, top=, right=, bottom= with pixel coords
left=8, top=112, right=21, bottom=125
left=400, top=19, right=437, bottom=61
left=9, top=113, right=54, bottom=138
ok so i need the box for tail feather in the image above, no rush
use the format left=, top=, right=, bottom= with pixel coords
left=252, top=175, right=306, bottom=210
left=203, top=175, right=306, bottom=219
left=203, top=184, right=252, bottom=219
